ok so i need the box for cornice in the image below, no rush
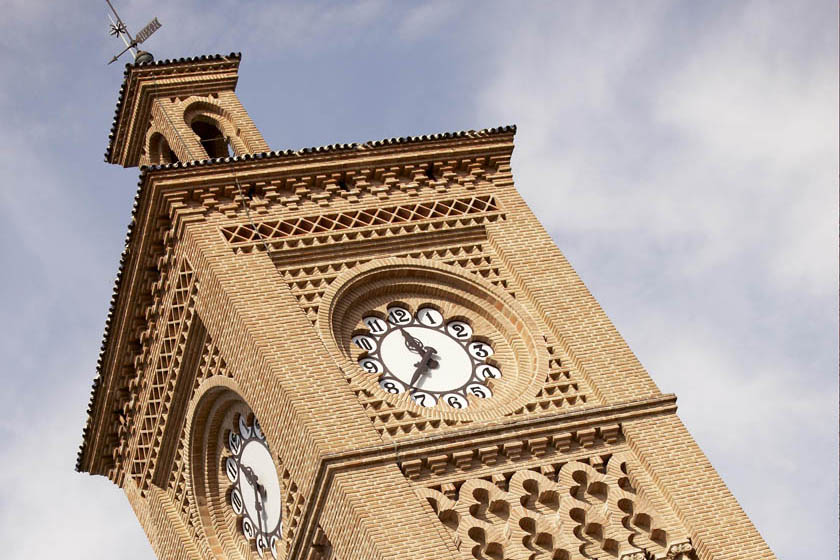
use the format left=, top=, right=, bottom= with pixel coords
left=137, top=125, right=517, bottom=177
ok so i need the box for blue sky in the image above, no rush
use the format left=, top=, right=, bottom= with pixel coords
left=0, top=1, right=836, bottom=558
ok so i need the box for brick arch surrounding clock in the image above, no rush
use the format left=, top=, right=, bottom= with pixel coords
left=186, top=378, right=308, bottom=560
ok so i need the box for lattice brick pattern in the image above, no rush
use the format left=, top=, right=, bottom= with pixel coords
left=167, top=335, right=233, bottom=559
left=417, top=452, right=695, bottom=560
left=129, top=260, right=198, bottom=493
left=108, top=223, right=176, bottom=482
left=221, top=195, right=499, bottom=247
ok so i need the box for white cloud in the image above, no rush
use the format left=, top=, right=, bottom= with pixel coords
left=472, top=2, right=838, bottom=557
left=397, top=1, right=459, bottom=41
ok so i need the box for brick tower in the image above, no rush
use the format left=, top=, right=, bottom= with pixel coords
left=77, top=53, right=776, bottom=560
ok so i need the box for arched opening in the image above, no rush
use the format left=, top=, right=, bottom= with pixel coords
left=191, top=119, right=230, bottom=159
left=149, top=132, right=179, bottom=165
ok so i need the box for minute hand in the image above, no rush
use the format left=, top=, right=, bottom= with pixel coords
left=401, top=329, right=426, bottom=354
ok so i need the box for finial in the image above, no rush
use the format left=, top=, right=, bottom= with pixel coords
left=105, top=0, right=162, bottom=65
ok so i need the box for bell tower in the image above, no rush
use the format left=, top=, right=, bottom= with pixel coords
left=77, top=52, right=777, bottom=560
left=105, top=52, right=268, bottom=167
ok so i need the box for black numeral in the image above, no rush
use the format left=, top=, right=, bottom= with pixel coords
left=389, top=309, right=408, bottom=323
left=361, top=360, right=379, bottom=373
left=366, top=319, right=384, bottom=333
left=243, top=518, right=254, bottom=538
left=472, top=343, right=489, bottom=358
left=383, top=381, right=399, bottom=394
left=447, top=396, right=463, bottom=408
left=226, top=458, right=238, bottom=481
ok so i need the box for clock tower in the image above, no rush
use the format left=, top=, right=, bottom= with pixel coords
left=77, top=53, right=777, bottom=560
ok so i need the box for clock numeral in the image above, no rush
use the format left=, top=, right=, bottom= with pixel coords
left=239, top=414, right=252, bottom=439
left=254, top=419, right=265, bottom=440
left=359, top=357, right=382, bottom=374
left=380, top=378, right=405, bottom=394
left=477, top=365, right=501, bottom=380
left=469, top=341, right=493, bottom=359
left=411, top=391, right=437, bottom=408
left=225, top=457, right=239, bottom=483
left=363, top=316, right=387, bottom=335
left=228, top=431, right=242, bottom=455
left=467, top=383, right=492, bottom=399
left=387, top=306, right=412, bottom=325
left=270, top=535, right=280, bottom=560
left=242, top=517, right=256, bottom=540
left=257, top=534, right=269, bottom=557
left=230, top=488, right=244, bottom=515
left=447, top=321, right=472, bottom=340
left=444, top=393, right=468, bottom=409
left=352, top=335, right=376, bottom=351
left=416, top=307, right=443, bottom=326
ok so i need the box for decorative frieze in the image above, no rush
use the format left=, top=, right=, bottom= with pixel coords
left=417, top=452, right=695, bottom=560
left=399, top=424, right=622, bottom=482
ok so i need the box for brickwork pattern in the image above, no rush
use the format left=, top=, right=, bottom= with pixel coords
left=416, top=451, right=694, bottom=560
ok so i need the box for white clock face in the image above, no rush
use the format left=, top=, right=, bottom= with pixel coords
left=353, top=304, right=501, bottom=409
left=224, top=414, right=282, bottom=559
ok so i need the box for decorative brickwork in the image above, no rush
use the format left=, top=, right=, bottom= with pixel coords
left=417, top=452, right=695, bottom=560
left=304, top=526, right=337, bottom=560
left=222, top=195, right=500, bottom=248
left=127, top=258, right=198, bottom=493
left=164, top=333, right=234, bottom=560
left=398, top=424, right=621, bottom=484
left=507, top=340, right=588, bottom=417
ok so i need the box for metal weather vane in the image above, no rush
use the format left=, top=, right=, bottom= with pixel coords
left=105, top=0, right=162, bottom=64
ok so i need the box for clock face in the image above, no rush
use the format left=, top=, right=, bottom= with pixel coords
left=352, top=303, right=501, bottom=409
left=223, top=413, right=282, bottom=559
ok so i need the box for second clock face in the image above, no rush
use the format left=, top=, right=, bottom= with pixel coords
left=224, top=413, right=282, bottom=558
left=352, top=304, right=501, bottom=409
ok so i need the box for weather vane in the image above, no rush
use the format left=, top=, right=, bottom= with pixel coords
left=106, top=0, right=162, bottom=65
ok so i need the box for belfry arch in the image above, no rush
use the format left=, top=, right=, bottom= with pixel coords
left=147, top=131, right=179, bottom=165
left=183, top=100, right=248, bottom=158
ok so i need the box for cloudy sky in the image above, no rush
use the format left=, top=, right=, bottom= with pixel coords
left=0, top=1, right=836, bottom=558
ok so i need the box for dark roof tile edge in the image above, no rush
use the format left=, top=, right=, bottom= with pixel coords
left=76, top=179, right=144, bottom=473
left=104, top=53, right=242, bottom=163
left=138, top=125, right=517, bottom=174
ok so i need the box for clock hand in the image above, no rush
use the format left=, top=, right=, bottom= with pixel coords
left=241, top=466, right=267, bottom=532
left=401, top=328, right=425, bottom=354
left=409, top=347, right=436, bottom=389
left=401, top=328, right=439, bottom=369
